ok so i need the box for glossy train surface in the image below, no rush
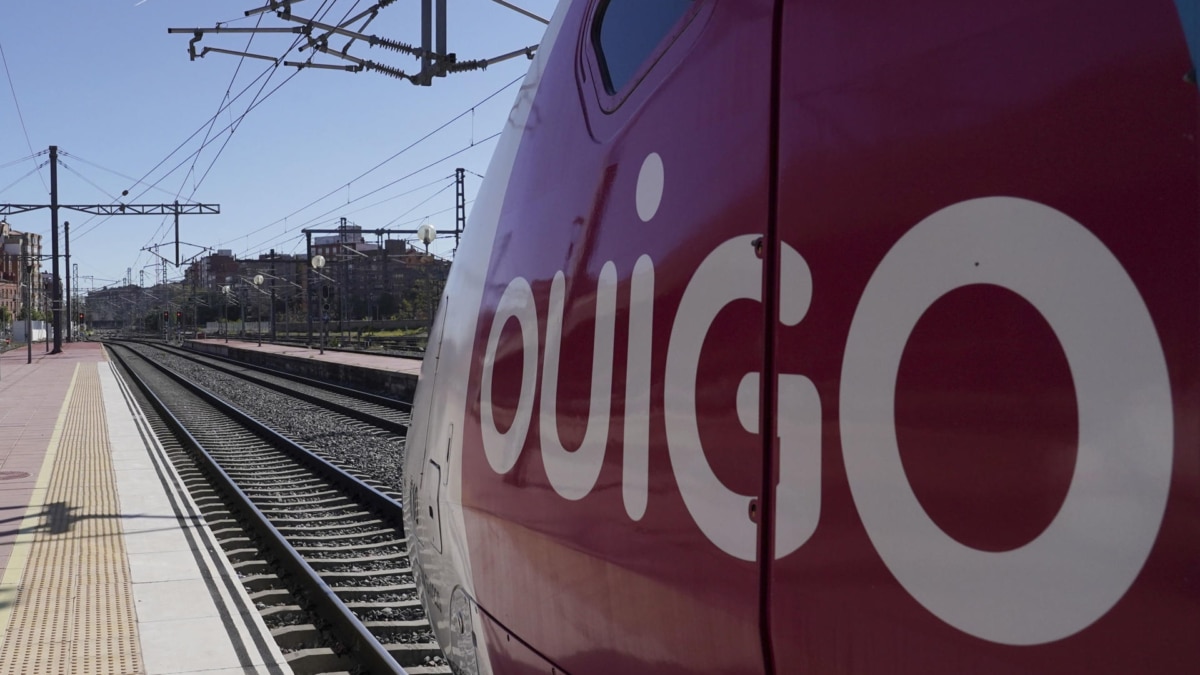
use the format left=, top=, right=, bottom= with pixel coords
left=403, top=1, right=1200, bottom=672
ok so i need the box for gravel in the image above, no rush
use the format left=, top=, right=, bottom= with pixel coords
left=130, top=345, right=407, bottom=494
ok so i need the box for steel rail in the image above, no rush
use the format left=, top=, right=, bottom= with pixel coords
left=107, top=344, right=409, bottom=674
left=135, top=340, right=410, bottom=435
left=112, top=342, right=407, bottom=530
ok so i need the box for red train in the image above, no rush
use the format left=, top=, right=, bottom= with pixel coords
left=403, top=1, right=1200, bottom=672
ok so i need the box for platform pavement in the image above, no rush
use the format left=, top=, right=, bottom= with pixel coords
left=0, top=342, right=292, bottom=675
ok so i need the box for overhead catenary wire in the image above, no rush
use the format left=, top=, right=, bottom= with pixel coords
left=0, top=38, right=47, bottom=192
left=66, top=63, right=282, bottom=237
left=235, top=173, right=454, bottom=249
left=111, top=52, right=517, bottom=262
left=381, top=181, right=454, bottom=228
left=0, top=150, right=45, bottom=172
left=70, top=2, right=531, bottom=281
left=67, top=0, right=341, bottom=247
left=57, top=151, right=192, bottom=200
left=134, top=0, right=369, bottom=274
left=241, top=130, right=500, bottom=255
left=70, top=65, right=305, bottom=242
left=0, top=161, right=48, bottom=198
left=57, top=161, right=120, bottom=201
left=391, top=200, right=473, bottom=229
left=235, top=174, right=454, bottom=255
left=144, top=1, right=343, bottom=254
left=179, top=11, right=266, bottom=200
left=326, top=130, right=499, bottom=221
left=257, top=72, right=524, bottom=233
left=330, top=175, right=455, bottom=219
left=219, top=67, right=523, bottom=255
left=249, top=196, right=475, bottom=260
left=172, top=0, right=355, bottom=208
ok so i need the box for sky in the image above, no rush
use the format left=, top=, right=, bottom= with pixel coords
left=0, top=0, right=556, bottom=291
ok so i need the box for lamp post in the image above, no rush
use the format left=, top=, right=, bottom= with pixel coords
left=417, top=224, right=437, bottom=344
left=418, top=223, right=436, bottom=255
left=253, top=271, right=302, bottom=342
left=312, top=255, right=326, bottom=355
left=253, top=274, right=264, bottom=346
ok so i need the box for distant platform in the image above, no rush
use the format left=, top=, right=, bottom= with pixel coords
left=184, top=338, right=423, bottom=400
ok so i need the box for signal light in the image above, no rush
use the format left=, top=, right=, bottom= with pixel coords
left=176, top=311, right=182, bottom=320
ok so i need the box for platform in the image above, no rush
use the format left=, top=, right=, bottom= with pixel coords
left=183, top=338, right=423, bottom=376
left=184, top=338, right=423, bottom=401
left=0, top=342, right=292, bottom=675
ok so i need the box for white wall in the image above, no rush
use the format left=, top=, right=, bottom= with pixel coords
left=13, top=320, right=47, bottom=343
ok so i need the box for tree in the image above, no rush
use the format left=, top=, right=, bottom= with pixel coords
left=377, top=292, right=398, bottom=319
left=0, top=306, right=11, bottom=325
left=16, top=307, right=44, bottom=321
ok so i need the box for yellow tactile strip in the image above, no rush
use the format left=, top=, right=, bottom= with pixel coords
left=0, top=364, right=142, bottom=675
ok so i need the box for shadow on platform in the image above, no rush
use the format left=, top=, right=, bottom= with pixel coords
left=0, top=500, right=202, bottom=538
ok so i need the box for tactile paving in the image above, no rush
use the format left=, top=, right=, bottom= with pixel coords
left=0, top=365, right=142, bottom=675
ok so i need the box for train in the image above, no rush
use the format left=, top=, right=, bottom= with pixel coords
left=403, top=1, right=1199, bottom=673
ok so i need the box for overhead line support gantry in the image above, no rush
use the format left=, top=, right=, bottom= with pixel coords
left=0, top=145, right=219, bottom=353
left=168, top=0, right=543, bottom=85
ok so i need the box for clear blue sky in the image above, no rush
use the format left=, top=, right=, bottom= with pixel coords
left=0, top=0, right=555, bottom=290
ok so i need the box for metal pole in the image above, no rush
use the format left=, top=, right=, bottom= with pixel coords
left=72, top=263, right=79, bottom=340
left=338, top=218, right=346, bottom=339
left=456, top=167, right=465, bottom=249
left=306, top=232, right=313, bottom=348
left=23, top=236, right=32, bottom=364
left=421, top=0, right=433, bottom=84
left=270, top=249, right=277, bottom=340
left=318, top=274, right=325, bottom=355
left=436, top=0, right=447, bottom=58
left=49, top=145, right=62, bottom=354
left=64, top=220, right=71, bottom=342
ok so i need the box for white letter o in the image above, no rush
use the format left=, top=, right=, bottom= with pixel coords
left=480, top=276, right=539, bottom=474
left=839, top=197, right=1173, bottom=645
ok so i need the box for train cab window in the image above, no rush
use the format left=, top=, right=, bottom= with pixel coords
left=592, top=0, right=694, bottom=94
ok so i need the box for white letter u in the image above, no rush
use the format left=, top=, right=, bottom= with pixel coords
left=540, top=262, right=618, bottom=500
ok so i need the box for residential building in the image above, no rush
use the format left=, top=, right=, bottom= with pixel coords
left=0, top=219, right=44, bottom=326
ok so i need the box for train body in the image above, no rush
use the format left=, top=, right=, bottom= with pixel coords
left=403, top=1, right=1200, bottom=672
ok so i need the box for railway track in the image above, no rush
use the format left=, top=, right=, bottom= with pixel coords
left=123, top=340, right=410, bottom=492
left=134, top=339, right=411, bottom=433
left=105, top=341, right=448, bottom=674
